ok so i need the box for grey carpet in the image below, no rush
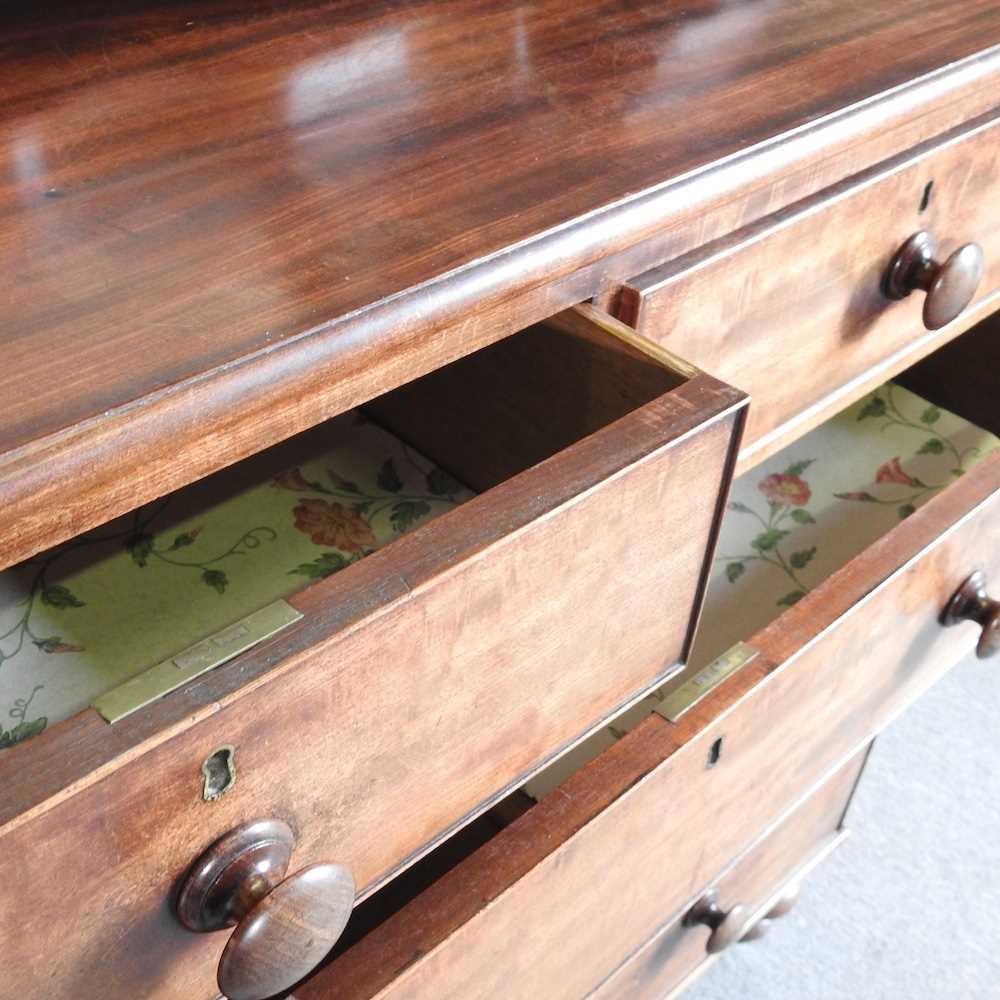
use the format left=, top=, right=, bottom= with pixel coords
left=689, top=651, right=1000, bottom=1000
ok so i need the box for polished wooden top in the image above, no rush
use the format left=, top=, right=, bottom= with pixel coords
left=2, top=0, right=1000, bottom=565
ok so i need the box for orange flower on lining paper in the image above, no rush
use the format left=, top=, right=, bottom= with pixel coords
left=292, top=499, right=376, bottom=552
left=875, top=457, right=919, bottom=487
left=33, top=637, right=85, bottom=654
left=758, top=473, right=811, bottom=507
left=273, top=467, right=314, bottom=491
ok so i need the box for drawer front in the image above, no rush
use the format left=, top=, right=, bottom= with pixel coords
left=590, top=747, right=866, bottom=1000
left=615, top=113, right=1000, bottom=470
left=0, top=313, right=745, bottom=1000
left=307, top=452, right=1000, bottom=1000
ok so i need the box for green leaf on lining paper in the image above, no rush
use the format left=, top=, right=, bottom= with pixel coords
left=390, top=500, right=431, bottom=533
left=784, top=459, right=814, bottom=477
left=201, top=569, right=228, bottom=595
left=918, top=439, right=945, bottom=455
left=725, top=562, right=745, bottom=584
left=898, top=503, right=917, bottom=520
left=857, top=397, right=886, bottom=421
left=426, top=467, right=463, bottom=496
left=790, top=509, right=816, bottom=525
left=377, top=458, right=403, bottom=494
left=751, top=528, right=788, bottom=552
left=0, top=717, right=47, bottom=749
left=127, top=534, right=154, bottom=568
left=834, top=491, right=878, bottom=502
left=777, top=590, right=806, bottom=607
left=168, top=530, right=201, bottom=550
left=921, top=405, right=942, bottom=425
left=40, top=585, right=85, bottom=609
left=790, top=547, right=817, bottom=570
left=289, top=552, right=351, bottom=580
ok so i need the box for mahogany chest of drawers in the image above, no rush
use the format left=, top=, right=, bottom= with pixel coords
left=1, top=3, right=999, bottom=998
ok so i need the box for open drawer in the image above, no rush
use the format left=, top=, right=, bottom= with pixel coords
left=295, top=315, right=1000, bottom=1000
left=0, top=307, right=744, bottom=1000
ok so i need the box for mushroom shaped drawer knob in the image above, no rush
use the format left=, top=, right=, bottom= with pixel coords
left=737, top=881, right=801, bottom=942
left=943, top=571, right=1000, bottom=660
left=683, top=891, right=754, bottom=954
left=176, top=819, right=355, bottom=1000
left=884, top=231, right=984, bottom=330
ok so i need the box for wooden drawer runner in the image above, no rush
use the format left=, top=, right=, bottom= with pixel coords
left=614, top=112, right=1000, bottom=470
left=303, top=398, right=1000, bottom=999
left=591, top=747, right=867, bottom=1000
left=0, top=309, right=745, bottom=1000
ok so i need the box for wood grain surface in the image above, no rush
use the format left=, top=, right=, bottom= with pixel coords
left=587, top=749, right=867, bottom=1000
left=298, top=445, right=1000, bottom=1000
left=218, top=862, right=356, bottom=1000
left=617, top=114, right=1000, bottom=472
left=3, top=1, right=1000, bottom=567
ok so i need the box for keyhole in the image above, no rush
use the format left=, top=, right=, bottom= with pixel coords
left=202, top=745, right=237, bottom=801
left=708, top=736, right=724, bottom=768
left=919, top=180, right=934, bottom=214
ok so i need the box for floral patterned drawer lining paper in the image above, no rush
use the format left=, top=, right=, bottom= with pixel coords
left=0, top=411, right=474, bottom=751
left=525, top=382, right=1000, bottom=800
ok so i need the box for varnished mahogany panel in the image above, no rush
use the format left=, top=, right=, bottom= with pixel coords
left=3, top=1, right=1000, bottom=567
left=301, top=447, right=1000, bottom=999
left=0, top=327, right=745, bottom=999
left=617, top=113, right=1000, bottom=472
left=590, top=750, right=866, bottom=1000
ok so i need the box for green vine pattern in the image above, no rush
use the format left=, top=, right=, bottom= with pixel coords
left=833, top=385, right=982, bottom=518
left=719, top=386, right=990, bottom=611
left=126, top=524, right=278, bottom=594
left=0, top=501, right=276, bottom=748
left=0, top=685, right=45, bottom=749
left=718, top=458, right=818, bottom=609
left=1, top=421, right=471, bottom=752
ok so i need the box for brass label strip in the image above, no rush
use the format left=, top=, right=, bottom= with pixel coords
left=92, top=600, right=303, bottom=724
left=654, top=641, right=759, bottom=724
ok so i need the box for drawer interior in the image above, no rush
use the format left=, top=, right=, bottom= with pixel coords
left=688, top=313, right=1000, bottom=672
left=0, top=313, right=685, bottom=752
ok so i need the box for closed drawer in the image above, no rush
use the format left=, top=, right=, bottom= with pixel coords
left=590, top=746, right=867, bottom=1000
left=0, top=308, right=745, bottom=1000
left=614, top=113, right=1000, bottom=471
left=299, top=319, right=1000, bottom=999
left=304, top=747, right=867, bottom=1000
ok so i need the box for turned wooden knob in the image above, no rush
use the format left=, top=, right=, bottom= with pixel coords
left=884, top=231, right=983, bottom=330
left=739, top=881, right=801, bottom=942
left=176, top=819, right=355, bottom=1000
left=942, top=571, right=1000, bottom=659
left=765, top=881, right=801, bottom=919
left=683, top=891, right=754, bottom=954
